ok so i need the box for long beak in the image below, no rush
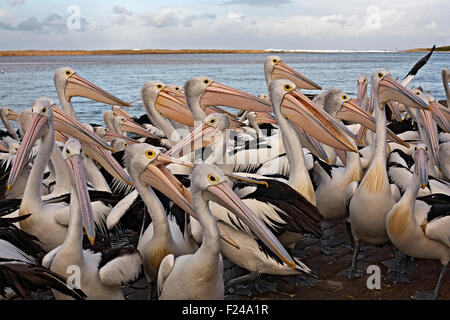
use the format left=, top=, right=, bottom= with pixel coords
left=429, top=101, right=450, bottom=132
left=272, top=62, right=322, bottom=90
left=140, top=155, right=196, bottom=218
left=379, top=74, right=429, bottom=110
left=156, top=89, right=195, bottom=127
left=201, top=81, right=272, bottom=113
left=121, top=119, right=159, bottom=139
left=65, top=73, right=129, bottom=107
left=66, top=154, right=96, bottom=245
left=7, top=113, right=48, bottom=190
left=255, top=112, right=278, bottom=125
left=52, top=105, right=114, bottom=152
left=414, top=148, right=428, bottom=189
left=337, top=99, right=409, bottom=148
left=166, top=123, right=217, bottom=157
left=356, top=82, right=367, bottom=106
left=297, top=128, right=329, bottom=163
left=281, top=90, right=358, bottom=152
left=104, top=129, right=139, bottom=145
left=6, top=110, right=19, bottom=121
left=82, top=142, right=133, bottom=186
left=206, top=182, right=296, bottom=269
left=417, top=109, right=441, bottom=169
left=114, top=107, right=132, bottom=120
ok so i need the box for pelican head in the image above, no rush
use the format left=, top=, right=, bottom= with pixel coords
left=8, top=97, right=112, bottom=190
left=356, top=75, right=368, bottom=106
left=270, top=79, right=358, bottom=152
left=63, top=138, right=96, bottom=245
left=264, top=56, right=322, bottom=90
left=165, top=84, right=186, bottom=101
left=373, top=69, right=428, bottom=109
left=125, top=143, right=195, bottom=216
left=166, top=113, right=229, bottom=157
left=111, top=138, right=128, bottom=152
left=54, top=67, right=129, bottom=107
left=412, top=143, right=429, bottom=189
left=191, top=163, right=297, bottom=269
left=141, top=81, right=194, bottom=127
left=184, top=76, right=271, bottom=120
left=0, top=107, right=19, bottom=121
left=113, top=116, right=158, bottom=139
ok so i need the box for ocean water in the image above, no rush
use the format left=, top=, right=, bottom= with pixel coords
left=0, top=52, right=448, bottom=130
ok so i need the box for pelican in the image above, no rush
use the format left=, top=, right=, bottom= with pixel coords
left=0, top=107, right=19, bottom=140
left=53, top=67, right=129, bottom=118
left=44, top=138, right=141, bottom=300
left=344, top=70, right=429, bottom=277
left=184, top=76, right=271, bottom=122
left=7, top=98, right=115, bottom=251
left=157, top=163, right=299, bottom=300
left=141, top=81, right=194, bottom=146
left=386, top=144, right=450, bottom=300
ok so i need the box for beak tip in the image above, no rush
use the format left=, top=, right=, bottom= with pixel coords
left=421, top=184, right=427, bottom=189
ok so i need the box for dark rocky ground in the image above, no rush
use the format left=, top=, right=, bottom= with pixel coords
left=9, top=219, right=449, bottom=300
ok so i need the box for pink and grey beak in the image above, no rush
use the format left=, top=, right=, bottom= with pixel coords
left=281, top=90, right=358, bottom=153
left=272, top=61, right=322, bottom=90
left=82, top=142, right=133, bottom=186
left=121, top=119, right=160, bottom=140
left=413, top=146, right=428, bottom=189
left=201, top=81, right=272, bottom=113
left=166, top=122, right=217, bottom=157
left=52, top=105, right=114, bottom=152
left=379, top=74, right=429, bottom=110
left=156, top=88, right=195, bottom=127
left=7, top=113, right=48, bottom=190
left=113, top=106, right=132, bottom=120
left=65, top=72, right=130, bottom=107
left=429, top=101, right=450, bottom=132
left=65, top=153, right=96, bottom=244
left=356, top=81, right=367, bottom=106
left=255, top=112, right=278, bottom=125
left=417, top=109, right=441, bottom=169
left=205, top=181, right=296, bottom=269
left=386, top=101, right=404, bottom=121
left=104, top=129, right=139, bottom=145
left=337, top=99, right=409, bottom=148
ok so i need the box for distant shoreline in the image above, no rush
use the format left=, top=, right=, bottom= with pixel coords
left=0, top=47, right=448, bottom=57
left=405, top=45, right=450, bottom=52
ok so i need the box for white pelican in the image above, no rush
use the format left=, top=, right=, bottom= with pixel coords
left=157, top=163, right=298, bottom=300
left=7, top=98, right=115, bottom=251
left=53, top=67, right=129, bottom=118
left=386, top=144, right=450, bottom=299
left=344, top=70, right=429, bottom=277
left=0, top=107, right=19, bottom=140
left=44, top=138, right=141, bottom=300
left=443, top=68, right=450, bottom=108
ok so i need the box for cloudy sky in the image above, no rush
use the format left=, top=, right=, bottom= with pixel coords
left=0, top=0, right=448, bottom=50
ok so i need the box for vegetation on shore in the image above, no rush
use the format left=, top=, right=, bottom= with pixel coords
left=406, top=45, right=450, bottom=52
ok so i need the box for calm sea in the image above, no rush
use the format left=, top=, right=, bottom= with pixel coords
left=0, top=52, right=448, bottom=130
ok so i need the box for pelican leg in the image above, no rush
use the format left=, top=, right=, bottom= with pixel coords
left=339, top=238, right=363, bottom=278
left=412, top=265, right=447, bottom=300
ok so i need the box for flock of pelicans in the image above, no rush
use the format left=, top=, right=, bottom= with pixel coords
left=0, top=50, right=449, bottom=301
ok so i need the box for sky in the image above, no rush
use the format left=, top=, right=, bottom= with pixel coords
left=0, top=0, right=448, bottom=50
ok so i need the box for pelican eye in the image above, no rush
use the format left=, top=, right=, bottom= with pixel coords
left=414, top=146, right=417, bottom=151
left=204, top=79, right=210, bottom=84
left=65, top=70, right=71, bottom=76
left=175, top=87, right=180, bottom=91
left=342, top=95, right=348, bottom=100
left=283, top=84, right=292, bottom=91
left=157, top=84, right=163, bottom=90
left=208, top=174, right=218, bottom=183
left=41, top=107, right=47, bottom=114
left=272, top=59, right=278, bottom=64
left=145, top=150, right=156, bottom=159
left=65, top=149, right=70, bottom=155
left=378, top=72, right=383, bottom=79
left=425, top=146, right=428, bottom=151
left=209, top=118, right=216, bottom=125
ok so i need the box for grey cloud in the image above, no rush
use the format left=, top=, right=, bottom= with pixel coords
left=142, top=12, right=180, bottom=28
left=112, top=5, right=133, bottom=15
left=14, top=14, right=89, bottom=33
left=182, top=13, right=216, bottom=27
left=221, top=0, right=291, bottom=7
left=7, top=0, right=25, bottom=6
left=16, top=17, right=41, bottom=31
left=0, top=21, right=15, bottom=30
